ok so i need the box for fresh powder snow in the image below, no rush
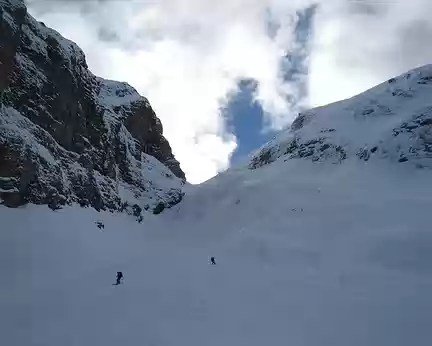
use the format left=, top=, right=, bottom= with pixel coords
left=1, top=158, right=432, bottom=346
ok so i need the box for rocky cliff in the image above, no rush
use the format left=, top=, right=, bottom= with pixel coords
left=0, top=0, right=185, bottom=214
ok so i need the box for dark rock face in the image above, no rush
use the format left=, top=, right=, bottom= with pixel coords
left=153, top=202, right=165, bottom=215
left=0, top=0, right=185, bottom=212
left=290, top=112, right=314, bottom=131
left=249, top=134, right=347, bottom=170
left=387, top=108, right=432, bottom=167
left=249, top=147, right=276, bottom=170
left=124, top=104, right=185, bottom=180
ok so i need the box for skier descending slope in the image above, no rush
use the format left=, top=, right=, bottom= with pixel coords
left=210, top=257, right=216, bottom=265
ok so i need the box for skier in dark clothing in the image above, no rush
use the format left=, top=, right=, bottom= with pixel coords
left=116, top=271, right=123, bottom=285
left=210, top=257, right=216, bottom=265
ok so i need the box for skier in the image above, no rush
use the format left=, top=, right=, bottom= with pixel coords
left=210, top=257, right=216, bottom=265
left=115, top=271, right=123, bottom=285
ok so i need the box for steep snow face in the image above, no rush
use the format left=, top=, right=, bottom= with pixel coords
left=0, top=0, right=185, bottom=213
left=248, top=65, right=432, bottom=170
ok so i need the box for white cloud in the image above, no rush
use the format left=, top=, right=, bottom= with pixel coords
left=27, top=0, right=306, bottom=183
left=309, top=0, right=432, bottom=107
left=26, top=0, right=432, bottom=183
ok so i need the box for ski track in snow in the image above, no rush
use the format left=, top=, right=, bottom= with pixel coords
left=2, top=159, right=432, bottom=346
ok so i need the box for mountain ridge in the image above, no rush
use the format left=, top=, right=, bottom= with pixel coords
left=247, top=64, right=432, bottom=171
left=0, top=0, right=185, bottom=215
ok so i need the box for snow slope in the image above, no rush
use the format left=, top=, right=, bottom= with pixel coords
left=2, top=65, right=432, bottom=345
left=2, top=158, right=432, bottom=346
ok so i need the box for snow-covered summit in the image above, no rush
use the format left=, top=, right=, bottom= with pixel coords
left=249, top=64, right=432, bottom=170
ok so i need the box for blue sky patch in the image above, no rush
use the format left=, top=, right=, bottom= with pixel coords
left=223, top=79, right=276, bottom=165
left=224, top=5, right=317, bottom=166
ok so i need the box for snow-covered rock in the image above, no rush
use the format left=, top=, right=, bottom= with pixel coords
left=248, top=65, right=432, bottom=170
left=0, top=0, right=185, bottom=213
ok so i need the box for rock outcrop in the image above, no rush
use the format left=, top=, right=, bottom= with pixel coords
left=0, top=0, right=185, bottom=213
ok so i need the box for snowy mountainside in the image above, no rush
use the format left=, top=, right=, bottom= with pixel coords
left=0, top=0, right=184, bottom=213
left=2, top=1, right=432, bottom=344
left=249, top=65, right=432, bottom=170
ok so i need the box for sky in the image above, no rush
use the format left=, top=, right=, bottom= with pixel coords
left=25, top=0, right=432, bottom=183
